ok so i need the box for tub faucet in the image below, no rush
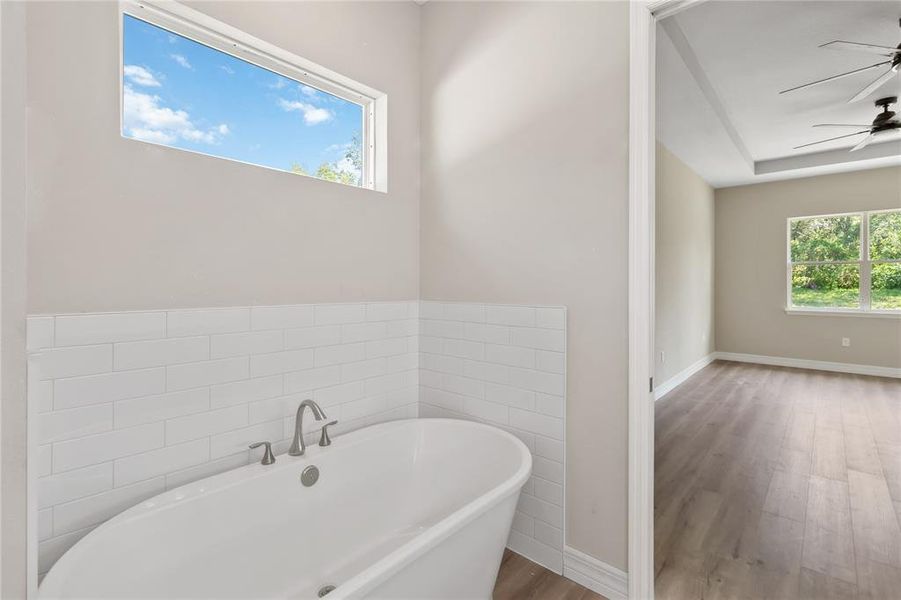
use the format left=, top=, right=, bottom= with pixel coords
left=288, top=399, right=326, bottom=456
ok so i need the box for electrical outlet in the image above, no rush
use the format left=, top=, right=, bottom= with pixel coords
left=660, top=350, right=665, bottom=364
left=842, top=337, right=851, bottom=347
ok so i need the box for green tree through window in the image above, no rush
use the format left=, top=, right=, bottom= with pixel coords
left=789, top=210, right=901, bottom=311
left=291, top=132, right=363, bottom=187
left=870, top=210, right=901, bottom=310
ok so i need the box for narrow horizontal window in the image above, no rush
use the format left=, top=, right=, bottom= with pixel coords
left=120, top=4, right=380, bottom=189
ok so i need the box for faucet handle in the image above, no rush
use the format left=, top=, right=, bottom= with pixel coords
left=249, top=441, right=276, bottom=465
left=319, top=420, right=338, bottom=447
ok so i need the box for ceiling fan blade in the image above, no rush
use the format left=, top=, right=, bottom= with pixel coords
left=793, top=130, right=869, bottom=150
left=779, top=61, right=891, bottom=94
left=848, top=68, right=898, bottom=103
left=820, top=40, right=901, bottom=57
left=850, top=134, right=875, bottom=152
left=812, top=124, right=870, bottom=128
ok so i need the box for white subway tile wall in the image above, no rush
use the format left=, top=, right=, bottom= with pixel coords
left=28, top=300, right=567, bottom=577
left=28, top=302, right=419, bottom=576
left=417, top=301, right=566, bottom=573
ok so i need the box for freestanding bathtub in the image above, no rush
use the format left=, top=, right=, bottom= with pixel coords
left=39, top=418, right=531, bottom=599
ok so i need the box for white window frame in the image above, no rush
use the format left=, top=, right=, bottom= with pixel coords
left=119, top=0, right=388, bottom=192
left=786, top=208, right=901, bottom=317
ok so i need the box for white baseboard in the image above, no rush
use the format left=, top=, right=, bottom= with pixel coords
left=654, top=353, right=716, bottom=401
left=715, top=351, right=901, bottom=379
left=562, top=546, right=627, bottom=600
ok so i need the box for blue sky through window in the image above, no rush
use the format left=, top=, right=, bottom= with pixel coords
left=122, top=14, right=364, bottom=185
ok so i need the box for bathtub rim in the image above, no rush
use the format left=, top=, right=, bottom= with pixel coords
left=38, top=418, right=532, bottom=599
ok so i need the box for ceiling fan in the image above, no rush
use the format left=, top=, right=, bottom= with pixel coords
left=780, top=18, right=901, bottom=103
left=794, top=96, right=900, bottom=151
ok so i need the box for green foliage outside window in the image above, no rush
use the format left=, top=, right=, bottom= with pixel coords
left=290, top=132, right=363, bottom=187
left=790, top=211, right=900, bottom=310
left=870, top=211, right=901, bottom=309
left=790, top=215, right=860, bottom=262
left=870, top=211, right=901, bottom=260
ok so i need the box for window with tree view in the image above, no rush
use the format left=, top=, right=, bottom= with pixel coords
left=789, top=210, right=901, bottom=312
left=122, top=13, right=368, bottom=186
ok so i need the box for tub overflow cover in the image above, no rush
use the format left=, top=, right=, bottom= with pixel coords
left=301, top=465, right=319, bottom=487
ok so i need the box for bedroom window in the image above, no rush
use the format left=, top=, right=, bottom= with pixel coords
left=120, top=2, right=385, bottom=190
left=788, top=209, right=900, bottom=313
left=869, top=210, right=901, bottom=310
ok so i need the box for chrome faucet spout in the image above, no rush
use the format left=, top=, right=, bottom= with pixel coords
left=288, top=400, right=326, bottom=456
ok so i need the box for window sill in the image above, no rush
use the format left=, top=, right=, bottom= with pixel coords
left=785, top=308, right=901, bottom=319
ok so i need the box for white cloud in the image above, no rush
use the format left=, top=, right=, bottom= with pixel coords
left=181, top=129, right=219, bottom=144
left=300, top=84, right=319, bottom=98
left=324, top=141, right=353, bottom=153
left=123, top=65, right=161, bottom=88
left=123, top=85, right=229, bottom=146
left=269, top=78, right=288, bottom=90
left=277, top=98, right=333, bottom=125
left=124, top=86, right=192, bottom=131
left=129, top=128, right=176, bottom=144
left=170, top=54, right=192, bottom=69
left=334, top=156, right=359, bottom=176
left=220, top=65, right=235, bottom=75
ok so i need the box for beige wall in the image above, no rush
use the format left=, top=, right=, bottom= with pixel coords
left=655, top=143, right=715, bottom=384
left=716, top=166, right=901, bottom=368
left=2, top=1, right=29, bottom=596
left=420, top=1, right=630, bottom=569
left=27, top=1, right=421, bottom=315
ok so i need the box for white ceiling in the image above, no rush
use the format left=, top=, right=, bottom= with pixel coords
left=657, top=0, right=901, bottom=188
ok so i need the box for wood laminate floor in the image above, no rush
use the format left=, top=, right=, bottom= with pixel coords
left=493, top=550, right=607, bottom=600
left=655, top=360, right=901, bottom=599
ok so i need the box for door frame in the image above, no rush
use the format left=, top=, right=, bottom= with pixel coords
left=627, top=1, right=707, bottom=597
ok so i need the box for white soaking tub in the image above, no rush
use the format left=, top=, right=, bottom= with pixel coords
left=39, top=418, right=531, bottom=600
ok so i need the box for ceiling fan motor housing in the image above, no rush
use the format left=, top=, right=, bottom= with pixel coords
left=873, top=96, right=898, bottom=132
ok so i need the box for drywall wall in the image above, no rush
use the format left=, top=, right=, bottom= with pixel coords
left=26, top=1, right=421, bottom=314
left=655, top=143, right=715, bottom=385
left=2, top=1, right=29, bottom=596
left=420, top=1, right=630, bottom=570
left=716, top=166, right=901, bottom=368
